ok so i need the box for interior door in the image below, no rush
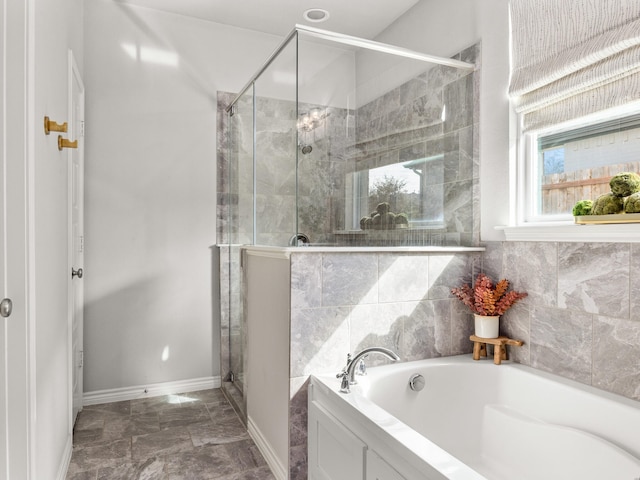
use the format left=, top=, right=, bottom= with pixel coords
left=0, top=0, right=32, bottom=477
left=68, top=50, right=85, bottom=424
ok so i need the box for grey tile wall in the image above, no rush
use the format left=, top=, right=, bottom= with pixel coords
left=288, top=249, right=482, bottom=479
left=483, top=240, right=640, bottom=401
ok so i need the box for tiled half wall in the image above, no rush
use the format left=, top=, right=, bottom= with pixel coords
left=288, top=249, right=482, bottom=479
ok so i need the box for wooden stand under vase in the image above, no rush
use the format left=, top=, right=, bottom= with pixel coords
left=470, top=335, right=524, bottom=365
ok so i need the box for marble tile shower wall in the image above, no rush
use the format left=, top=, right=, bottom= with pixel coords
left=286, top=250, right=482, bottom=480
left=216, top=43, right=480, bottom=247
left=482, top=241, right=640, bottom=402
left=349, top=43, right=480, bottom=247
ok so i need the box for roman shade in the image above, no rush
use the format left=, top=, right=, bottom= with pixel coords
left=509, top=0, right=640, bottom=132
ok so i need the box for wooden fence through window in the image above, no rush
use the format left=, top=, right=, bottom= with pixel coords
left=541, top=162, right=640, bottom=215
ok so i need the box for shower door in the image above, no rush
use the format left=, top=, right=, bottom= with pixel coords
left=223, top=86, right=254, bottom=421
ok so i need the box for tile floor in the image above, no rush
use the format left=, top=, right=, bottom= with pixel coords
left=66, top=389, right=275, bottom=480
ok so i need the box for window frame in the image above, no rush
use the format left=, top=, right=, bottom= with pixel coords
left=504, top=101, right=640, bottom=242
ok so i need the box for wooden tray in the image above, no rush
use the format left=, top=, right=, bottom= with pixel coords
left=575, top=213, right=640, bottom=224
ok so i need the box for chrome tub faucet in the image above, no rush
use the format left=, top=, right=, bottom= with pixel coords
left=337, top=347, right=400, bottom=393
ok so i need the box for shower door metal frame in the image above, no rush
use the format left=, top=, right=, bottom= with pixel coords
left=225, top=24, right=475, bottom=114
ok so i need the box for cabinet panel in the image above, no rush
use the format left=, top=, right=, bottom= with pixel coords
left=367, top=449, right=407, bottom=480
left=308, top=401, right=366, bottom=480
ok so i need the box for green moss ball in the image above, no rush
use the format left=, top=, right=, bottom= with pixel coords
left=572, top=199, right=593, bottom=216
left=609, top=172, right=640, bottom=197
left=591, top=193, right=624, bottom=215
left=624, top=192, right=640, bottom=213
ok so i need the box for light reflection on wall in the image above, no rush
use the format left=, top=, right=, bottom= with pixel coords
left=121, top=43, right=179, bottom=67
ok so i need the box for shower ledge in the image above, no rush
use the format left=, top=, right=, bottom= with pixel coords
left=243, top=245, right=485, bottom=259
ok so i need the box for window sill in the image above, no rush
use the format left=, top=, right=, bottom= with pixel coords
left=497, top=222, right=640, bottom=243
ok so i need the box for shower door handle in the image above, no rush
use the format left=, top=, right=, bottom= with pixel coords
left=72, top=267, right=83, bottom=279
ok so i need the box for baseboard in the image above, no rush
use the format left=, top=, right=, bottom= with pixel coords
left=247, top=416, right=287, bottom=480
left=83, top=376, right=221, bottom=405
left=57, top=434, right=73, bottom=480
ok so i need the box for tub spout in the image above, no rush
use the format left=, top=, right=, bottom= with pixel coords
left=337, top=347, right=400, bottom=393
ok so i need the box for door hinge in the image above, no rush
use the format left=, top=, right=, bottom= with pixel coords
left=80, top=121, right=85, bottom=137
left=78, top=235, right=84, bottom=254
left=78, top=350, right=84, bottom=368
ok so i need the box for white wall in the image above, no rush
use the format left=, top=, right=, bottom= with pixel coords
left=33, top=0, right=83, bottom=477
left=375, top=0, right=478, bottom=57
left=82, top=1, right=282, bottom=392
left=476, top=0, right=511, bottom=241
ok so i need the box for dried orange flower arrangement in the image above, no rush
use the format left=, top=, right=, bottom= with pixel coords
left=451, top=273, right=527, bottom=316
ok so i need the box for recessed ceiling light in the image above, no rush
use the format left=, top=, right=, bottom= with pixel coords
left=303, top=8, right=330, bottom=23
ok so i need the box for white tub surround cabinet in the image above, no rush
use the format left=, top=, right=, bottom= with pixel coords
left=308, top=379, right=463, bottom=480
left=309, top=356, right=640, bottom=480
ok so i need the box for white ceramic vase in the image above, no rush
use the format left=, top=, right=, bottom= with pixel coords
left=474, top=314, right=500, bottom=338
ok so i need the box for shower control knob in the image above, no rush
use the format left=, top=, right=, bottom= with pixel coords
left=409, top=373, right=425, bottom=392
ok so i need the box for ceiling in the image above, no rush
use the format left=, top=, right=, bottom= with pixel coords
left=116, top=0, right=421, bottom=39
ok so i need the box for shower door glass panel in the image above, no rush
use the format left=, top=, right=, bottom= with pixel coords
left=226, top=85, right=254, bottom=419
left=297, top=31, right=477, bottom=246
left=253, top=36, right=299, bottom=246
left=297, top=35, right=358, bottom=245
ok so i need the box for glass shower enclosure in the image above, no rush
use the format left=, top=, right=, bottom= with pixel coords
left=218, top=25, right=477, bottom=420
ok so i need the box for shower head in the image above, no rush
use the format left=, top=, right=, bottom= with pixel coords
left=300, top=144, right=313, bottom=155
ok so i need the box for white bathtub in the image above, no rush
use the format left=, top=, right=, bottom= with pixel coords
left=308, top=355, right=640, bottom=480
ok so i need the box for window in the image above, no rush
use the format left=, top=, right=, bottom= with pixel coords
left=504, top=0, right=640, bottom=241
left=345, top=156, right=445, bottom=230
left=521, top=105, right=640, bottom=223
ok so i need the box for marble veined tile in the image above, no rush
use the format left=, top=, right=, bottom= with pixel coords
left=499, top=303, right=530, bottom=365
left=158, top=404, right=210, bottom=430
left=349, top=302, right=407, bottom=360
left=480, top=241, right=504, bottom=282
left=188, top=415, right=249, bottom=447
left=502, top=241, right=557, bottom=307
left=378, top=254, right=430, bottom=303
left=630, top=244, right=640, bottom=322
left=321, top=253, right=378, bottom=306
left=131, top=427, right=193, bottom=459
left=451, top=300, right=474, bottom=355
left=291, top=254, right=322, bottom=309
left=83, top=400, right=131, bottom=417
left=68, top=390, right=272, bottom=480
left=428, top=253, right=479, bottom=300
left=130, top=395, right=184, bottom=415
left=66, top=439, right=131, bottom=475
left=164, top=444, right=236, bottom=480
left=224, top=438, right=268, bottom=471
left=101, top=413, right=160, bottom=442
left=67, top=471, right=98, bottom=480
left=558, top=242, right=629, bottom=318
left=97, top=457, right=166, bottom=480
left=530, top=306, right=592, bottom=384
left=215, top=466, right=276, bottom=480
left=290, top=306, right=350, bottom=377
left=403, top=299, right=452, bottom=361
left=593, top=315, right=640, bottom=401
left=180, top=388, right=227, bottom=405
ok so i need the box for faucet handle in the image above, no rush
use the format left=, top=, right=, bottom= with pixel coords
left=338, top=371, right=350, bottom=393
left=355, top=356, right=368, bottom=376
left=338, top=353, right=352, bottom=373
